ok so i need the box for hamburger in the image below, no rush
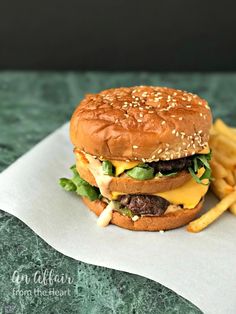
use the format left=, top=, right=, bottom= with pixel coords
left=60, top=86, right=212, bottom=231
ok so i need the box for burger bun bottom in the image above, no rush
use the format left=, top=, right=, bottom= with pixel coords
left=82, top=197, right=204, bottom=231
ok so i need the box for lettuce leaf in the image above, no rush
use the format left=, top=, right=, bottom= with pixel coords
left=59, top=165, right=100, bottom=201
left=188, top=152, right=212, bottom=185
left=126, top=164, right=154, bottom=180
left=102, top=160, right=114, bottom=176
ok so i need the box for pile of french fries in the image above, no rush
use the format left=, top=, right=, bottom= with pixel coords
left=187, top=119, right=236, bottom=232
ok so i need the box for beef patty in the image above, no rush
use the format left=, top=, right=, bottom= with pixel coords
left=119, top=194, right=170, bottom=216
left=149, top=156, right=193, bottom=174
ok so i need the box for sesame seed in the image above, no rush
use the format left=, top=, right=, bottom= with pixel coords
left=148, top=111, right=154, bottom=113
left=142, top=158, right=146, bottom=162
left=161, top=121, right=166, bottom=125
left=151, top=155, right=156, bottom=159
left=198, top=101, right=202, bottom=105
left=172, top=129, right=176, bottom=134
left=158, top=149, right=162, bottom=154
left=133, top=145, right=138, bottom=149
left=171, top=115, right=176, bottom=118
left=179, top=117, right=183, bottom=120
left=200, top=113, right=203, bottom=117
left=159, top=230, right=165, bottom=234
left=137, top=119, right=142, bottom=122
left=186, top=105, right=191, bottom=108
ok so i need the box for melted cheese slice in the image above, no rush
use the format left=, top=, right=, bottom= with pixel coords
left=110, top=160, right=139, bottom=176
left=198, top=145, right=210, bottom=154
left=111, top=168, right=209, bottom=209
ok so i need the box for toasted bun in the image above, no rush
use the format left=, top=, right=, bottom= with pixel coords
left=76, top=158, right=191, bottom=194
left=82, top=197, right=204, bottom=231
left=70, top=86, right=212, bottom=161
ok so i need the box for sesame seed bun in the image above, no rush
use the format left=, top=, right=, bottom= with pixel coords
left=82, top=196, right=204, bottom=231
left=70, top=86, right=212, bottom=161
left=76, top=158, right=191, bottom=195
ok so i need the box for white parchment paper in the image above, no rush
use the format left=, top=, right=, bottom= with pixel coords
left=0, top=123, right=235, bottom=314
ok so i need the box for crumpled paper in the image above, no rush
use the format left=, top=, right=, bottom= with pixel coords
left=0, top=123, right=235, bottom=314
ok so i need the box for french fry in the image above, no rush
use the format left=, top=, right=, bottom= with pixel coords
left=212, top=149, right=235, bottom=170
left=210, top=178, right=233, bottom=199
left=210, top=126, right=218, bottom=136
left=208, top=119, right=236, bottom=221
left=233, top=168, right=236, bottom=182
left=229, top=203, right=236, bottom=215
left=225, top=170, right=235, bottom=186
left=230, top=127, right=236, bottom=134
left=214, top=119, right=236, bottom=142
left=210, top=133, right=236, bottom=156
left=210, top=159, right=228, bottom=179
left=187, top=191, right=236, bottom=232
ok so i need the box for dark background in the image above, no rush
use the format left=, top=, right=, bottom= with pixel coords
left=0, top=0, right=236, bottom=71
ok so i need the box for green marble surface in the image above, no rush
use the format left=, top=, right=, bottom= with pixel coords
left=0, top=72, right=236, bottom=314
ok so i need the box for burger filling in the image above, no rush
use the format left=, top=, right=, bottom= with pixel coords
left=59, top=164, right=207, bottom=218
left=59, top=149, right=211, bottom=226
left=105, top=151, right=211, bottom=184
